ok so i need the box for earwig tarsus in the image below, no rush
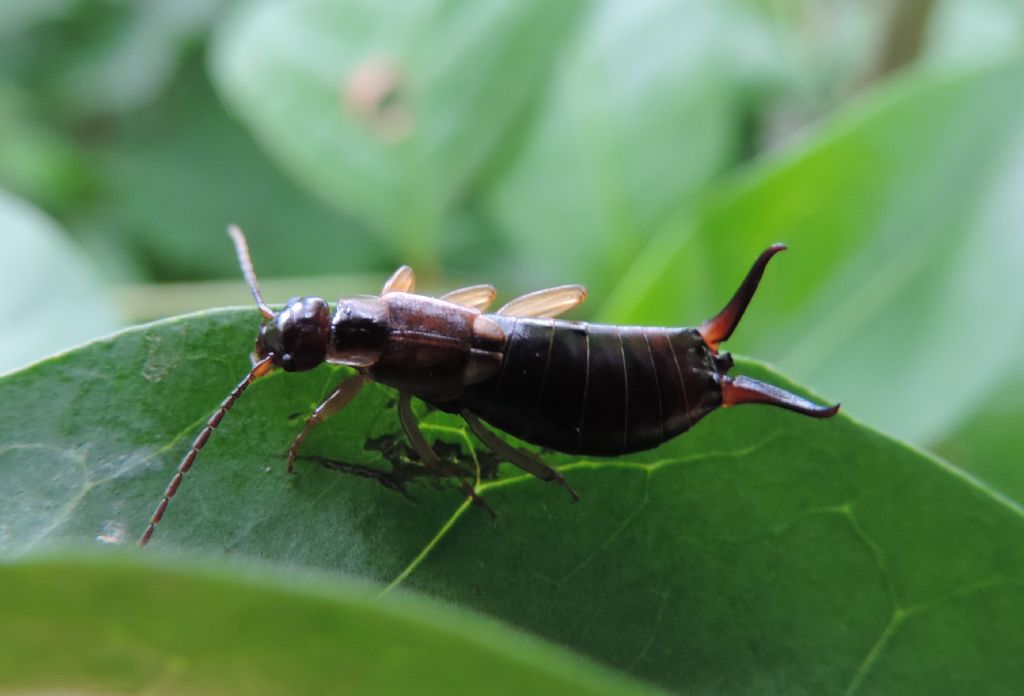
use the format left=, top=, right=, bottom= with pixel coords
left=139, top=227, right=838, bottom=546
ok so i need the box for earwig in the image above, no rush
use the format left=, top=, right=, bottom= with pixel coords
left=139, top=227, right=838, bottom=546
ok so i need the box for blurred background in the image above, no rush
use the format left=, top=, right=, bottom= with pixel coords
left=1, top=0, right=1022, bottom=497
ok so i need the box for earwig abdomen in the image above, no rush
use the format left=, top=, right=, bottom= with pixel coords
left=436, top=317, right=724, bottom=456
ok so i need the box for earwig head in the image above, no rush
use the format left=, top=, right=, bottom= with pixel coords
left=256, top=297, right=331, bottom=372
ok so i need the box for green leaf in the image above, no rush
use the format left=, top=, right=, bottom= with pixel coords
left=934, top=369, right=1024, bottom=506
left=0, top=188, right=120, bottom=374
left=210, top=0, right=585, bottom=263
left=599, top=54, right=1024, bottom=447
left=3, top=310, right=1023, bottom=693
left=923, top=1, right=1024, bottom=68
left=0, top=0, right=79, bottom=35
left=48, top=0, right=222, bottom=116
left=0, top=83, right=92, bottom=212
left=485, top=0, right=745, bottom=292
left=84, top=54, right=383, bottom=283
left=0, top=555, right=655, bottom=695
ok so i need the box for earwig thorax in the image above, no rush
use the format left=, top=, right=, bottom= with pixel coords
left=329, top=296, right=390, bottom=367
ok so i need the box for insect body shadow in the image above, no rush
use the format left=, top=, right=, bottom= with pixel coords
left=294, top=434, right=502, bottom=501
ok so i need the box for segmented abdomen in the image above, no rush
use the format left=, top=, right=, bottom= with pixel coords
left=446, top=316, right=723, bottom=456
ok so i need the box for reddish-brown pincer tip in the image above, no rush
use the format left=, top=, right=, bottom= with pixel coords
left=819, top=402, right=841, bottom=418
left=699, top=243, right=790, bottom=351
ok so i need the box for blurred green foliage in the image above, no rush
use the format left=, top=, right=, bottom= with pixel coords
left=0, top=557, right=656, bottom=695
left=2, top=0, right=1022, bottom=494
left=2, top=0, right=1024, bottom=692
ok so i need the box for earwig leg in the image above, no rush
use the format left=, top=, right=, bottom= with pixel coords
left=396, top=394, right=457, bottom=478
left=382, top=265, right=415, bottom=294
left=463, top=413, right=579, bottom=501
left=497, top=285, right=587, bottom=318
left=441, top=284, right=497, bottom=311
left=287, top=374, right=366, bottom=473
left=698, top=244, right=786, bottom=351
left=397, top=393, right=496, bottom=517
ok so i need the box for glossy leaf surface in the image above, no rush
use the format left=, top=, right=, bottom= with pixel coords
left=1, top=310, right=1022, bottom=693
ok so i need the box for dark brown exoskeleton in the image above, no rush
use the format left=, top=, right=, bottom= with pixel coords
left=139, top=227, right=838, bottom=546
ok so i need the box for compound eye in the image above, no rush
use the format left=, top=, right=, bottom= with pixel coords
left=257, top=322, right=283, bottom=358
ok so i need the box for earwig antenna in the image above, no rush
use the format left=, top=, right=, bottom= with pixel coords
left=228, top=224, right=275, bottom=320
left=139, top=356, right=275, bottom=547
